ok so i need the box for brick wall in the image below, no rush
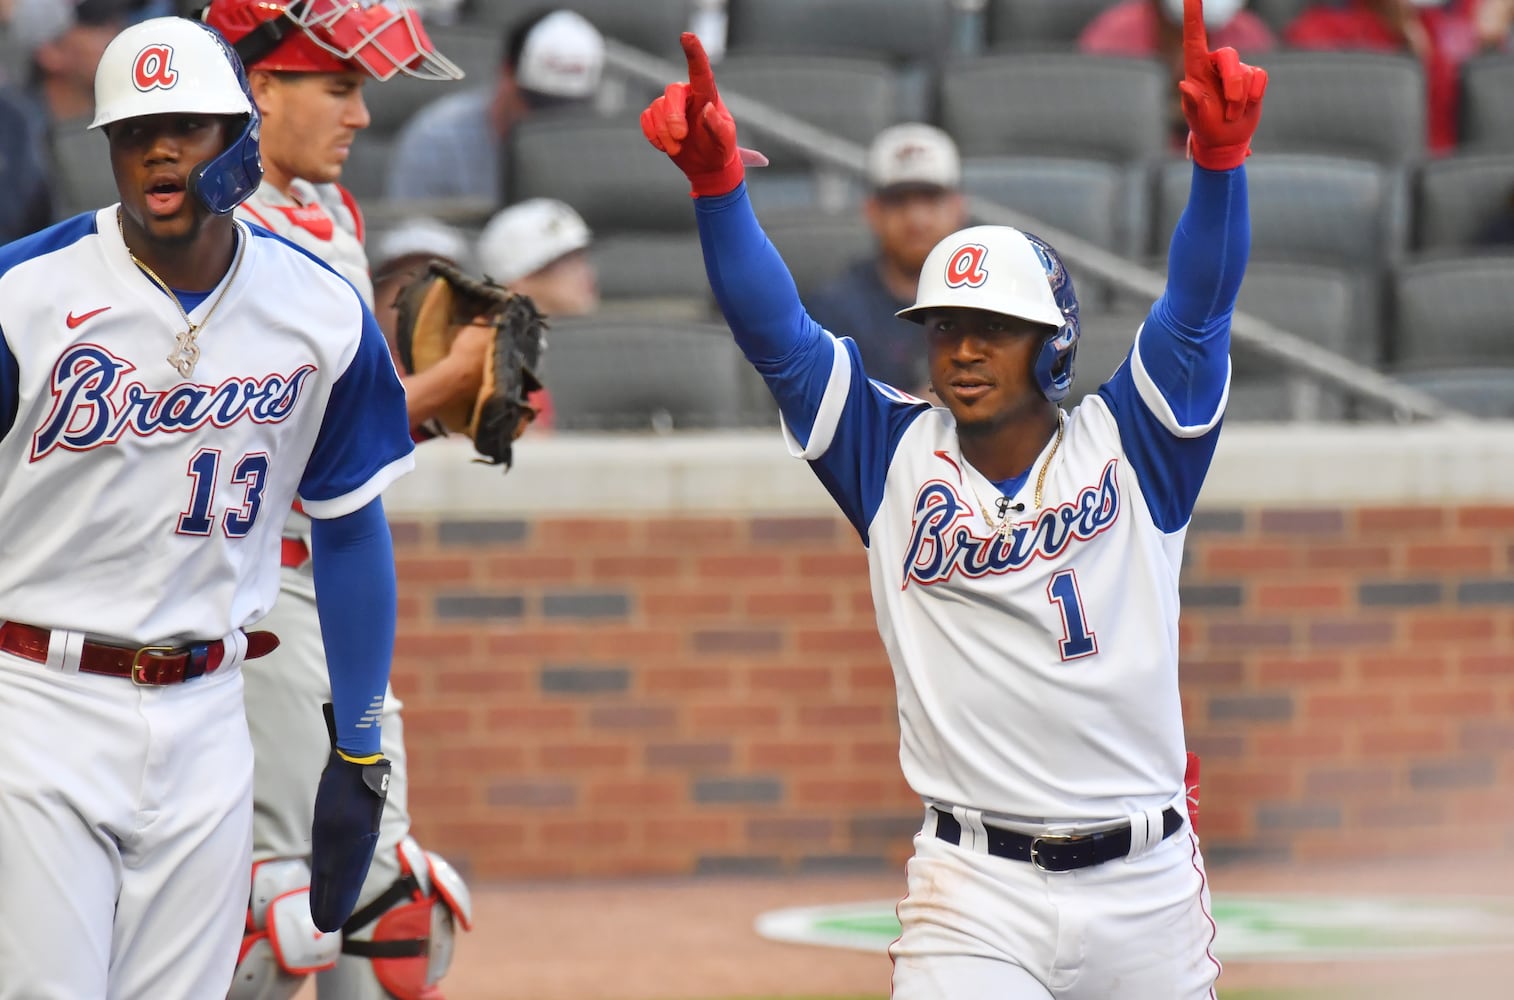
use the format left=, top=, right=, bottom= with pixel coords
left=390, top=502, right=1514, bottom=881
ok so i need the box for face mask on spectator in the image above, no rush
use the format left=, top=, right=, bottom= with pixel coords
left=1162, top=0, right=1246, bottom=29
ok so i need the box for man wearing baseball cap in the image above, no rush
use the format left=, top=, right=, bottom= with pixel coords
left=386, top=7, right=604, bottom=203
left=477, top=196, right=598, bottom=318
left=805, top=122, right=967, bottom=395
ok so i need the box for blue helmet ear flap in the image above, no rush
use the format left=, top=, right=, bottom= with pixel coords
left=187, top=19, right=264, bottom=215
left=1021, top=232, right=1081, bottom=403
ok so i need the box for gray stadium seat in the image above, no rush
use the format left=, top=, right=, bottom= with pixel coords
left=760, top=211, right=876, bottom=302
left=1231, top=261, right=1358, bottom=418
left=1389, top=255, right=1514, bottom=369
left=1460, top=54, right=1514, bottom=152
left=1414, top=152, right=1514, bottom=251
left=725, top=0, right=951, bottom=62
left=1066, top=307, right=1143, bottom=409
left=539, top=317, right=775, bottom=431
left=1391, top=367, right=1514, bottom=419
left=941, top=54, right=1170, bottom=162
left=1249, top=51, right=1426, bottom=165
left=1152, top=154, right=1409, bottom=269
left=714, top=54, right=898, bottom=171
left=461, top=0, right=692, bottom=58
left=339, top=136, right=394, bottom=202
left=591, top=231, right=710, bottom=302
left=962, top=155, right=1146, bottom=260
left=366, top=25, right=500, bottom=137
left=1249, top=0, right=1312, bottom=34
left=506, top=116, right=692, bottom=233
left=986, top=0, right=1118, bottom=48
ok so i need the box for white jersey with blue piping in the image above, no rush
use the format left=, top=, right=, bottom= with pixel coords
left=0, top=207, right=414, bottom=646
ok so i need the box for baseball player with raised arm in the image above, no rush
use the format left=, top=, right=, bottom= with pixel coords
left=0, top=15, right=413, bottom=999
left=194, top=3, right=480, bottom=999
left=641, top=1, right=1266, bottom=995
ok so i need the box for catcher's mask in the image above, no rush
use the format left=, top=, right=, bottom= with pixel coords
left=898, top=225, right=1081, bottom=403
left=200, top=0, right=461, bottom=81
left=91, top=17, right=264, bottom=216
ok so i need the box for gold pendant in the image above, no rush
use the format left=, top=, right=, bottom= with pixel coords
left=167, top=329, right=200, bottom=378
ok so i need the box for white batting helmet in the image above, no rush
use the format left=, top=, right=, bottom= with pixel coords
left=91, top=16, right=263, bottom=215
left=898, top=225, right=1082, bottom=402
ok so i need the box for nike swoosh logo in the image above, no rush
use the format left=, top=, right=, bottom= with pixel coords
left=66, top=306, right=112, bottom=328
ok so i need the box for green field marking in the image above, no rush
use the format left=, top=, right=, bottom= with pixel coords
left=756, top=893, right=1514, bottom=961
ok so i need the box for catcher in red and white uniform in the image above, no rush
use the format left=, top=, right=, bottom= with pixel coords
left=199, top=3, right=487, bottom=998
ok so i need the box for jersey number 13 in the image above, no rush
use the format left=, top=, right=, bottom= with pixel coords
left=177, top=447, right=270, bottom=537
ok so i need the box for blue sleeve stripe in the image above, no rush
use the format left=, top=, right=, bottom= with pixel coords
left=0, top=327, right=16, bottom=442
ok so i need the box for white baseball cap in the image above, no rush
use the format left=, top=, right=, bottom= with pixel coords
left=867, top=123, right=961, bottom=194
left=514, top=9, right=604, bottom=101
left=477, top=198, right=592, bottom=284
left=374, top=217, right=473, bottom=273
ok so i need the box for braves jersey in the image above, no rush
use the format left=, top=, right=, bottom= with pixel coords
left=237, top=179, right=373, bottom=308
left=0, top=208, right=414, bottom=646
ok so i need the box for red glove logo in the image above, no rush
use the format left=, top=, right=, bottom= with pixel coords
left=1179, top=0, right=1268, bottom=171
left=640, top=33, right=767, bottom=198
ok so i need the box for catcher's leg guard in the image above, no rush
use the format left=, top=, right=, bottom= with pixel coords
left=320, top=836, right=473, bottom=1000
left=229, top=858, right=342, bottom=1000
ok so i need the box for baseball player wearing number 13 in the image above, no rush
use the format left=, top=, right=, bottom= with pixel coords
left=642, top=0, right=1267, bottom=995
left=0, top=17, right=413, bottom=998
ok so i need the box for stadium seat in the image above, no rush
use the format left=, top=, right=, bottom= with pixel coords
left=506, top=116, right=693, bottom=233
left=591, top=231, right=711, bottom=302
left=1065, top=307, right=1144, bottom=409
left=760, top=211, right=876, bottom=302
left=1152, top=154, right=1409, bottom=269
left=1391, top=367, right=1514, bottom=419
left=940, top=54, right=1170, bottom=162
left=962, top=155, right=1146, bottom=260
left=1389, top=255, right=1514, bottom=369
left=725, top=0, right=951, bottom=62
left=1248, top=0, right=1313, bottom=34
left=340, top=136, right=394, bottom=202
left=985, top=0, right=1119, bottom=48
left=538, top=317, right=776, bottom=431
left=367, top=25, right=501, bottom=138
left=1460, top=53, right=1514, bottom=152
left=1413, top=152, right=1514, bottom=251
left=460, top=0, right=692, bottom=59
left=1231, top=261, right=1358, bottom=419
left=713, top=54, right=899, bottom=171
left=1249, top=51, right=1426, bottom=165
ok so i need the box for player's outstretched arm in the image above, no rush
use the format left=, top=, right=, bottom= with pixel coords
left=306, top=497, right=398, bottom=931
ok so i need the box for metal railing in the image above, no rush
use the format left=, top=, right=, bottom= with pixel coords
left=602, top=38, right=1467, bottom=423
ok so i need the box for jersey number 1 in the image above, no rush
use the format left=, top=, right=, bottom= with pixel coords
left=1048, top=569, right=1098, bottom=661
left=178, top=448, right=270, bottom=537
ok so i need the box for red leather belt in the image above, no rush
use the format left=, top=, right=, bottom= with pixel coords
left=281, top=538, right=311, bottom=569
left=0, top=621, right=280, bottom=686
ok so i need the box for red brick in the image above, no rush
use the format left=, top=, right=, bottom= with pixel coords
left=697, top=554, right=786, bottom=579
left=797, top=552, right=869, bottom=578
left=537, top=743, right=632, bottom=769
left=429, top=745, right=528, bottom=773
left=1255, top=583, right=1349, bottom=611
left=1204, top=544, right=1298, bottom=574
left=1405, top=543, right=1495, bottom=573
left=687, top=703, right=782, bottom=731
left=1356, top=653, right=1448, bottom=682
left=483, top=554, right=580, bottom=581
left=646, top=518, right=743, bottom=547
left=537, top=518, right=642, bottom=547
left=793, top=779, right=893, bottom=807
left=795, top=628, right=886, bottom=656
left=1457, top=506, right=1514, bottom=531
left=643, top=665, right=734, bottom=694
left=1256, top=657, right=1343, bottom=686
left=1208, top=766, right=1294, bottom=798
left=396, top=595, right=424, bottom=621
left=589, top=555, right=683, bottom=581
left=1358, top=507, right=1447, bottom=534
left=1303, top=544, right=1393, bottom=571
left=1192, top=805, right=1250, bottom=839
left=587, top=629, right=682, bottom=657
left=642, top=816, right=735, bottom=847
left=798, top=704, right=887, bottom=727
left=749, top=667, right=835, bottom=693
left=1253, top=730, right=1347, bottom=757
left=745, top=591, right=838, bottom=618
left=403, top=707, right=477, bottom=740
left=484, top=629, right=583, bottom=657
left=396, top=556, right=475, bottom=584
left=434, top=667, right=530, bottom=695
left=585, top=779, right=683, bottom=809
left=1460, top=653, right=1514, bottom=677
left=641, top=590, right=736, bottom=619
left=849, top=741, right=900, bottom=767
left=1304, top=692, right=1395, bottom=720
left=847, top=663, right=896, bottom=691
left=394, top=631, right=476, bottom=659
left=1406, top=613, right=1499, bottom=644
left=539, top=819, right=632, bottom=847
left=849, top=592, right=876, bottom=617
left=406, top=783, right=478, bottom=812
left=1358, top=727, right=1451, bottom=755
left=1410, top=690, right=1499, bottom=718
left=485, top=705, right=580, bottom=731
left=749, top=742, right=839, bottom=768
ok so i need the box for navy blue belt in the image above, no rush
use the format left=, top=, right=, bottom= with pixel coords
left=931, top=806, right=1184, bottom=872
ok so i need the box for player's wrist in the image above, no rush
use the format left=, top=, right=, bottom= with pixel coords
left=1186, top=132, right=1251, bottom=172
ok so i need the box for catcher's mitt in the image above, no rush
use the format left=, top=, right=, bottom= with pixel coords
left=394, top=260, right=547, bottom=469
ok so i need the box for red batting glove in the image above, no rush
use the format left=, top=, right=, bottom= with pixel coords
left=1178, top=0, right=1268, bottom=171
left=640, top=32, right=767, bottom=198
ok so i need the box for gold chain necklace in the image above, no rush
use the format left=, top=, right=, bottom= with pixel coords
left=966, top=412, right=1065, bottom=539
left=117, top=209, right=246, bottom=378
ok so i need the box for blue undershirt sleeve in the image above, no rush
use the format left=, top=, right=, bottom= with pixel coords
left=1097, top=163, right=1250, bottom=532
left=309, top=497, right=395, bottom=756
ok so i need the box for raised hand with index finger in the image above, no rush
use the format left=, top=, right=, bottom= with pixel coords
left=1178, top=0, right=1268, bottom=171
left=640, top=33, right=767, bottom=198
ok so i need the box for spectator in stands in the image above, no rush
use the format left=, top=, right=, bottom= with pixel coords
left=0, top=85, right=53, bottom=241
left=1284, top=0, right=1514, bottom=153
left=13, top=0, right=130, bottom=125
left=1080, top=0, right=1276, bottom=147
left=370, top=216, right=476, bottom=344
left=385, top=7, right=604, bottom=205
left=476, top=197, right=599, bottom=318
left=804, top=124, right=967, bottom=395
